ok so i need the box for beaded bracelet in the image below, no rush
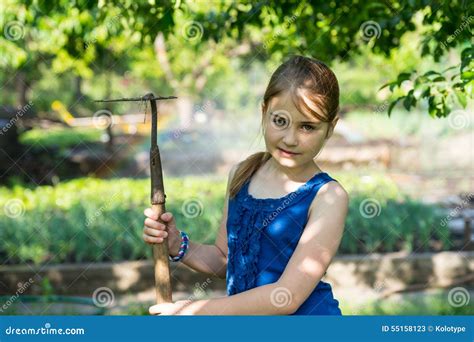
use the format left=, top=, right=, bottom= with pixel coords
left=168, top=231, right=189, bottom=262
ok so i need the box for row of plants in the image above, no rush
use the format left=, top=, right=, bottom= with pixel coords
left=0, top=173, right=450, bottom=265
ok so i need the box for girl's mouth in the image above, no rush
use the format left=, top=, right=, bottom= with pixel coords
left=277, top=148, right=300, bottom=157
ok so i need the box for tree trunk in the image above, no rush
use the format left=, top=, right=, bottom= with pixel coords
left=16, top=71, right=28, bottom=108
left=74, top=76, right=83, bottom=102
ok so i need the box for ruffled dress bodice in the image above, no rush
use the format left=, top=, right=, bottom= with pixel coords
left=226, top=171, right=342, bottom=315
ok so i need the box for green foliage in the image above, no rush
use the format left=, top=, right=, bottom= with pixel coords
left=335, top=172, right=450, bottom=254
left=381, top=45, right=473, bottom=118
left=19, top=127, right=102, bottom=149
left=0, top=0, right=471, bottom=117
left=342, top=196, right=449, bottom=254
left=0, top=174, right=451, bottom=265
left=0, top=177, right=226, bottom=265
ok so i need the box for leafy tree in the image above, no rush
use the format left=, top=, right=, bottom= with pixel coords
left=1, top=0, right=472, bottom=118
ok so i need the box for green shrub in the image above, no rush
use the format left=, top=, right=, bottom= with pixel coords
left=19, top=127, right=102, bottom=149
left=0, top=173, right=450, bottom=265
left=0, top=177, right=225, bottom=265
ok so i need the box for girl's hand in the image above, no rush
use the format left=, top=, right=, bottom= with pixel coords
left=143, top=209, right=181, bottom=256
left=149, top=300, right=193, bottom=315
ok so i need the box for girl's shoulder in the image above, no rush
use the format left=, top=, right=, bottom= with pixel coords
left=309, top=178, right=349, bottom=216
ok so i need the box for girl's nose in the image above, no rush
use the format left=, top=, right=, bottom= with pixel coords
left=282, top=128, right=298, bottom=146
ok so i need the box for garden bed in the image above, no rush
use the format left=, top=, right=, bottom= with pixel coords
left=0, top=175, right=453, bottom=265
left=1, top=252, right=471, bottom=297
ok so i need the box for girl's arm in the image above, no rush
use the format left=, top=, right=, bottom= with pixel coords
left=179, top=197, right=228, bottom=278
left=177, top=165, right=237, bottom=279
left=164, top=180, right=349, bottom=315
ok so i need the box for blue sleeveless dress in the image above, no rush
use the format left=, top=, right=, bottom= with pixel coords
left=226, top=171, right=342, bottom=315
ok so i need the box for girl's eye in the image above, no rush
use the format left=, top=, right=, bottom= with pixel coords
left=301, top=124, right=315, bottom=132
left=271, top=114, right=290, bottom=129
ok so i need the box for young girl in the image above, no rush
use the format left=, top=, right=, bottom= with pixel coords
left=143, top=55, right=349, bottom=315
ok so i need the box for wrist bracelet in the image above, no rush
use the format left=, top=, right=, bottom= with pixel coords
left=169, top=231, right=189, bottom=262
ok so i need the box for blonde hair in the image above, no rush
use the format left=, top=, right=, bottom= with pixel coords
left=229, top=55, right=339, bottom=198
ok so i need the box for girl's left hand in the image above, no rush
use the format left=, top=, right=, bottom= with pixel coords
left=149, top=300, right=193, bottom=315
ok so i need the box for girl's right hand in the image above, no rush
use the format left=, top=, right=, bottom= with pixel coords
left=143, top=208, right=181, bottom=257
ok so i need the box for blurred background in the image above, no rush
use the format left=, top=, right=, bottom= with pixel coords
left=0, top=0, right=472, bottom=315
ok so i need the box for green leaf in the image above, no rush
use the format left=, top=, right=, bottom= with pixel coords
left=423, top=70, right=442, bottom=77
left=387, top=97, right=402, bottom=117
left=396, top=72, right=412, bottom=85
left=402, top=90, right=416, bottom=111
left=461, top=71, right=474, bottom=80
left=454, top=90, right=467, bottom=108
left=379, top=81, right=395, bottom=91
left=432, top=76, right=446, bottom=82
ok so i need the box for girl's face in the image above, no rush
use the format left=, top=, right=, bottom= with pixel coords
left=263, top=91, right=338, bottom=171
